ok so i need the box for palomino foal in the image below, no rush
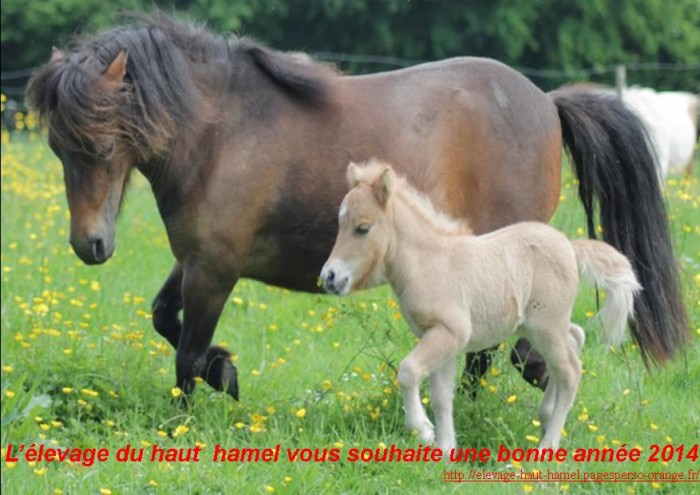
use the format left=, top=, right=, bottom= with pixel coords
left=321, top=159, right=641, bottom=454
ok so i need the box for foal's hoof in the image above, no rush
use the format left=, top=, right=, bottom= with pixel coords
left=418, top=426, right=436, bottom=446
left=205, top=346, right=239, bottom=400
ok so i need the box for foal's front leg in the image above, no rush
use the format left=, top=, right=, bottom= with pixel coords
left=176, top=261, right=239, bottom=399
left=398, top=324, right=463, bottom=451
left=430, top=358, right=458, bottom=455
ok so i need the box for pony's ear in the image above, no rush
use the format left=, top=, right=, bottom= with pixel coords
left=373, top=166, right=395, bottom=207
left=103, top=50, right=128, bottom=83
left=346, top=162, right=361, bottom=189
left=50, top=47, right=65, bottom=63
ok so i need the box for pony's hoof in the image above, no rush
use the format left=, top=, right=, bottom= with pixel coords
left=205, top=346, right=239, bottom=400
left=171, top=391, right=193, bottom=409
left=458, top=379, right=481, bottom=400
left=221, top=359, right=239, bottom=400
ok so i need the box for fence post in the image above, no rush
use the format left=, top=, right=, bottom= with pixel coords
left=615, top=64, right=626, bottom=97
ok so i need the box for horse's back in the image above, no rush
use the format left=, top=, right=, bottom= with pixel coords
left=623, top=88, right=698, bottom=173
left=344, top=58, right=562, bottom=232
left=656, top=92, right=698, bottom=171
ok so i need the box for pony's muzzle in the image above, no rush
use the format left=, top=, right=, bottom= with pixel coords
left=320, top=264, right=350, bottom=295
left=70, top=234, right=114, bottom=265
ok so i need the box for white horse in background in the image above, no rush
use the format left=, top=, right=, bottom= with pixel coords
left=621, top=87, right=698, bottom=177
left=321, top=159, right=641, bottom=454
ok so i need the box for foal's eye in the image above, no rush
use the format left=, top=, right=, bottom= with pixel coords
left=355, top=224, right=371, bottom=236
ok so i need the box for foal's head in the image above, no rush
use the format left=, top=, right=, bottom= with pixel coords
left=321, top=160, right=396, bottom=295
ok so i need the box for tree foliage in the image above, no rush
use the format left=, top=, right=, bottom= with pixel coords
left=1, top=0, right=698, bottom=92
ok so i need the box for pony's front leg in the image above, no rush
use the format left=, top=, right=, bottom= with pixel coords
left=152, top=263, right=183, bottom=349
left=398, top=324, right=463, bottom=448
left=176, top=262, right=239, bottom=399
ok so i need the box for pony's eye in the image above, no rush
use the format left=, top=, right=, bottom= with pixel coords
left=98, top=143, right=116, bottom=161
left=355, top=224, right=371, bottom=236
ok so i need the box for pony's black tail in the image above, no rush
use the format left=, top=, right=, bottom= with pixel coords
left=550, top=88, right=689, bottom=365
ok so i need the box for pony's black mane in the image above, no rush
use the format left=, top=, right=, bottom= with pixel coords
left=26, top=12, right=335, bottom=158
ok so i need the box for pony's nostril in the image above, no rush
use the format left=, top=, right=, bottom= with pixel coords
left=326, top=269, right=335, bottom=283
left=92, top=238, right=106, bottom=261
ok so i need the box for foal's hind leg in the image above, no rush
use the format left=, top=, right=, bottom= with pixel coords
left=399, top=324, right=463, bottom=449
left=538, top=324, right=584, bottom=432
left=568, top=324, right=585, bottom=354
left=527, top=322, right=582, bottom=450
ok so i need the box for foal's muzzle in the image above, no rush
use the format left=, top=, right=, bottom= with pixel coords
left=320, top=265, right=349, bottom=295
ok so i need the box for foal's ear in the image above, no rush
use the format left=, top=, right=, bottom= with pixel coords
left=103, top=50, right=128, bottom=83
left=373, top=166, right=395, bottom=207
left=346, top=162, right=361, bottom=189
left=49, top=47, right=65, bottom=63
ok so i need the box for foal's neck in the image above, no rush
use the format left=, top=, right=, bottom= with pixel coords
left=384, top=192, right=472, bottom=292
left=391, top=187, right=470, bottom=240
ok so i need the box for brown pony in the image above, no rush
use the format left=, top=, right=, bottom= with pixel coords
left=26, top=13, right=688, bottom=401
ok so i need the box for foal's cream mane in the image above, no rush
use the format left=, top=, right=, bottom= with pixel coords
left=354, top=159, right=472, bottom=236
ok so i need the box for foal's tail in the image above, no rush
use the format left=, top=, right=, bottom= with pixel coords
left=551, top=88, right=689, bottom=365
left=573, top=240, right=642, bottom=347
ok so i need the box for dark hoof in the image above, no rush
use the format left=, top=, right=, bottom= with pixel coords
left=460, top=349, right=494, bottom=399
left=171, top=391, right=193, bottom=409
left=511, top=338, right=549, bottom=391
left=458, top=379, right=481, bottom=399
left=204, top=346, right=239, bottom=400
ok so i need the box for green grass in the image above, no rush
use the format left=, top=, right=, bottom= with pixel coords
left=1, top=130, right=699, bottom=495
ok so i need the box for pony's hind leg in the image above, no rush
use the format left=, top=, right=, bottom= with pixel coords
left=461, top=347, right=495, bottom=398
left=510, top=338, right=548, bottom=391
left=398, top=324, right=464, bottom=448
left=526, top=320, right=582, bottom=450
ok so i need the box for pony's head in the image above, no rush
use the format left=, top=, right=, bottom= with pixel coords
left=26, top=14, right=210, bottom=265
left=27, top=48, right=135, bottom=264
left=321, top=159, right=396, bottom=295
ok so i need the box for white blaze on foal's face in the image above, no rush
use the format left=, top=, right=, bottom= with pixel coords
left=321, top=163, right=394, bottom=295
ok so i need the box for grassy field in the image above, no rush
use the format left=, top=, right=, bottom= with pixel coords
left=1, top=125, right=699, bottom=495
